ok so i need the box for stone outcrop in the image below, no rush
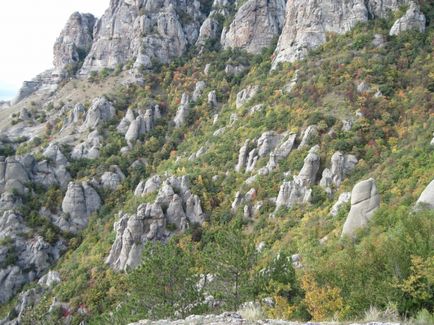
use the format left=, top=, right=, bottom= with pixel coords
left=108, top=175, right=205, bottom=271
left=236, top=85, right=259, bottom=109
left=124, top=105, right=161, bottom=143
left=71, top=130, right=102, bottom=160
left=272, top=0, right=418, bottom=68
left=330, top=192, right=351, bottom=216
left=82, top=97, right=116, bottom=130
left=196, top=0, right=236, bottom=47
left=100, top=166, right=126, bottom=190
left=299, top=125, right=318, bottom=148
left=389, top=2, right=426, bottom=36
left=275, top=146, right=320, bottom=209
left=0, top=210, right=65, bottom=304
left=415, top=179, right=434, bottom=210
left=320, top=152, right=358, bottom=192
left=56, top=181, right=101, bottom=233
left=52, top=12, right=96, bottom=78
left=341, top=178, right=380, bottom=237
left=221, top=0, right=285, bottom=54
left=174, top=93, right=190, bottom=128
left=80, top=0, right=207, bottom=74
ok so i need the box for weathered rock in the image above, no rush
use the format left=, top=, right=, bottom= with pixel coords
left=186, top=194, right=205, bottom=224
left=221, top=0, right=285, bottom=54
left=58, top=182, right=101, bottom=233
left=299, top=125, right=318, bottom=148
left=320, top=152, right=358, bottom=190
left=257, top=132, right=281, bottom=157
left=390, top=2, right=426, bottom=36
left=192, top=81, right=206, bottom=102
left=100, top=166, right=126, bottom=190
left=236, top=85, right=259, bottom=108
left=298, top=146, right=321, bottom=186
left=272, top=0, right=415, bottom=67
left=83, top=97, right=116, bottom=130
left=208, top=91, right=218, bottom=108
left=52, top=12, right=96, bottom=78
left=135, top=175, right=162, bottom=196
left=71, top=130, right=102, bottom=160
left=330, top=192, right=352, bottom=216
left=80, top=0, right=206, bottom=74
left=224, top=64, right=247, bottom=77
left=166, top=194, right=186, bottom=229
left=117, top=108, right=136, bottom=134
left=342, top=178, right=380, bottom=237
left=38, top=271, right=61, bottom=288
left=174, top=93, right=190, bottom=128
left=70, top=103, right=86, bottom=125
left=415, top=179, right=434, bottom=210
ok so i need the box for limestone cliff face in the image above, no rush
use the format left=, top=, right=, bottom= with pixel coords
left=52, top=12, right=96, bottom=78
left=272, top=0, right=414, bottom=68
left=79, top=0, right=206, bottom=74
left=221, top=0, right=286, bottom=54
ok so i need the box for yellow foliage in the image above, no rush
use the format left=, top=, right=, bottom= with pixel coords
left=301, top=272, right=344, bottom=321
left=265, top=296, right=295, bottom=320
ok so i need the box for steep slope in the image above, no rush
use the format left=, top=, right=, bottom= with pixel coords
left=0, top=1, right=433, bottom=325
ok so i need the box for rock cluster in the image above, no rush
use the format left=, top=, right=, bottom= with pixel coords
left=341, top=178, right=380, bottom=237
left=389, top=2, right=426, bottom=36
left=121, top=105, right=161, bottom=143
left=107, top=175, right=205, bottom=271
left=275, top=146, right=320, bottom=210
left=236, top=85, right=259, bottom=109
left=99, top=165, right=126, bottom=190
left=82, top=97, right=116, bottom=130
left=236, top=131, right=296, bottom=174
left=320, top=152, right=358, bottom=193
left=174, top=93, right=191, bottom=128
left=71, top=130, right=102, bottom=160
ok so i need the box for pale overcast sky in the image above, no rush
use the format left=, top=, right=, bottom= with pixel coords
left=0, top=0, right=108, bottom=101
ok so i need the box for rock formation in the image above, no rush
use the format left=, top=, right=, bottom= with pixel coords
left=52, top=12, right=96, bottom=78
left=107, top=175, right=205, bottom=271
left=389, top=2, right=426, bottom=36
left=341, top=178, right=380, bottom=237
left=330, top=192, right=351, bottom=216
left=82, top=97, right=116, bottom=130
left=236, top=85, right=259, bottom=108
left=415, top=179, right=434, bottom=210
left=80, top=0, right=207, bottom=74
left=71, top=130, right=102, bottom=160
left=174, top=93, right=191, bottom=128
left=221, top=0, right=286, bottom=54
left=320, top=152, right=358, bottom=192
left=272, top=0, right=421, bottom=68
left=56, top=181, right=101, bottom=233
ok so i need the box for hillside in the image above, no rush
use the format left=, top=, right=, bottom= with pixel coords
left=0, top=0, right=433, bottom=324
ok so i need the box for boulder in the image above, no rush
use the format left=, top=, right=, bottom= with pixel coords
left=100, top=166, right=126, bottom=190
left=192, top=81, right=206, bottom=102
left=208, top=91, right=218, bottom=108
left=174, top=93, right=190, bottom=128
left=299, top=125, right=318, bottom=148
left=320, top=152, right=358, bottom=190
left=341, top=178, right=380, bottom=237
left=389, top=2, right=426, bottom=36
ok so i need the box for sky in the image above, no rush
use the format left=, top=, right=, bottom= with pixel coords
left=0, top=0, right=108, bottom=101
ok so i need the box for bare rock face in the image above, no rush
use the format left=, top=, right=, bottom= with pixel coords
left=275, top=146, right=320, bottom=210
left=52, top=12, right=96, bottom=79
left=221, top=0, right=286, bottom=54
left=80, top=0, right=206, bottom=74
left=236, top=85, right=259, bottom=109
left=100, top=166, right=126, bottom=190
left=196, top=0, right=236, bottom=47
left=57, top=181, right=101, bottom=233
left=342, top=178, right=380, bottom=237
left=71, top=130, right=102, bottom=160
left=108, top=174, right=205, bottom=271
left=389, top=2, right=426, bottom=36
left=83, top=97, right=116, bottom=130
left=174, top=93, right=191, bottom=128
left=272, top=0, right=416, bottom=68
left=330, top=192, right=351, bottom=216
left=320, top=151, right=358, bottom=191
left=415, top=179, right=434, bottom=210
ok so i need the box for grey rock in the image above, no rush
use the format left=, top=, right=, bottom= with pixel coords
left=192, top=81, right=206, bottom=102
left=221, top=0, right=285, bottom=54
left=80, top=0, right=206, bottom=74
left=245, top=148, right=259, bottom=173
left=0, top=266, right=26, bottom=304
left=236, top=85, right=259, bottom=109
left=71, top=130, right=102, bottom=160
left=174, top=93, right=190, bottom=128
left=224, top=64, right=247, bottom=77
left=357, top=81, right=370, bottom=93
left=135, top=175, right=162, bottom=197
left=257, top=131, right=281, bottom=157
left=186, top=194, right=205, bottom=224
left=330, top=192, right=352, bottom=216
left=100, top=166, right=126, bottom=190
left=117, top=108, right=136, bottom=134
left=70, top=103, right=86, bottom=124
left=299, top=125, right=318, bottom=148
left=342, top=178, right=380, bottom=237
left=52, top=12, right=96, bottom=79
left=58, top=181, right=101, bottom=233
left=38, top=271, right=61, bottom=288
left=83, top=97, right=116, bottom=130
left=320, top=152, right=358, bottom=190
left=273, top=0, right=414, bottom=68
left=166, top=194, right=186, bottom=229
left=208, top=91, right=218, bottom=108
left=298, top=146, right=321, bottom=186
left=415, top=179, right=434, bottom=210
left=390, top=2, right=426, bottom=36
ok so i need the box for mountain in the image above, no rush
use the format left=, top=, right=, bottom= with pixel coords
left=0, top=0, right=433, bottom=324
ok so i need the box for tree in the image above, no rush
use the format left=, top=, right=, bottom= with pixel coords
left=202, top=226, right=257, bottom=310
left=127, top=240, right=202, bottom=320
